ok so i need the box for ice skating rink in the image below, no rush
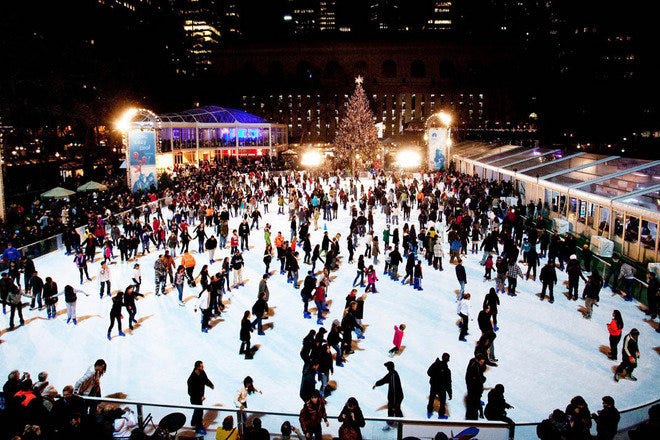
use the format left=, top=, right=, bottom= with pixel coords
left=2, top=178, right=658, bottom=437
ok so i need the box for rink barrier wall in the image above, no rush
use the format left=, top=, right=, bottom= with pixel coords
left=9, top=198, right=167, bottom=265
left=82, top=396, right=511, bottom=440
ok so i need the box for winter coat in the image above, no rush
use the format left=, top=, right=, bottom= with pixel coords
left=392, top=325, right=404, bottom=347
left=427, top=358, right=452, bottom=397
left=374, top=369, right=404, bottom=405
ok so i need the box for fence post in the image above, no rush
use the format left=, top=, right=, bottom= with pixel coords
left=137, top=403, right=144, bottom=430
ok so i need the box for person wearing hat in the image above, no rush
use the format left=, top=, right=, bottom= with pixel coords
left=566, top=254, right=587, bottom=301
left=372, top=361, right=404, bottom=430
left=614, top=328, right=640, bottom=381
left=581, top=244, right=593, bottom=273
left=604, top=256, right=621, bottom=291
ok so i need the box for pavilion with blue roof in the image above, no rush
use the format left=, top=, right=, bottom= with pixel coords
left=128, top=105, right=288, bottom=166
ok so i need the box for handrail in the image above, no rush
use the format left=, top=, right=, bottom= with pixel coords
left=82, top=395, right=660, bottom=439
left=83, top=396, right=510, bottom=438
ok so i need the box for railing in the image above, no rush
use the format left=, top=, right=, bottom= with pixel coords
left=2, top=197, right=167, bottom=268
left=83, top=395, right=660, bottom=439
left=84, top=396, right=511, bottom=440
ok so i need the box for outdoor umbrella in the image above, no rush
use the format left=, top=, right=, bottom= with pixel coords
left=76, top=180, right=108, bottom=192
left=40, top=187, right=75, bottom=199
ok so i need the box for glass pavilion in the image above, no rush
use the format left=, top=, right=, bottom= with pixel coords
left=452, top=142, right=660, bottom=263
left=127, top=106, right=288, bottom=167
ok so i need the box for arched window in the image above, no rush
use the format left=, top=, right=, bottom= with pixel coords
left=439, top=59, right=456, bottom=79
left=410, top=60, right=426, bottom=78
left=325, top=60, right=343, bottom=79
left=382, top=60, right=397, bottom=78
left=296, top=61, right=315, bottom=81
left=353, top=60, right=368, bottom=76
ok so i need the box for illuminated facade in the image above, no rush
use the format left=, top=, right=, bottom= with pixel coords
left=125, top=106, right=288, bottom=169
left=178, top=0, right=222, bottom=76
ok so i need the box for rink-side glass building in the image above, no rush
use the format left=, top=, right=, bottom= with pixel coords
left=127, top=106, right=288, bottom=168
left=452, top=142, right=660, bottom=265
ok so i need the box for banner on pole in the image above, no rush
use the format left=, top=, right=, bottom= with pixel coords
left=128, top=130, right=157, bottom=193
left=428, top=127, right=448, bottom=171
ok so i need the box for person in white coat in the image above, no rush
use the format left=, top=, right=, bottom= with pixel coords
left=98, top=261, right=111, bottom=298
left=458, top=293, right=471, bottom=342
left=195, top=288, right=211, bottom=333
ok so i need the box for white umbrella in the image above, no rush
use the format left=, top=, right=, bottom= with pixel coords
left=77, top=181, right=108, bottom=192
left=41, top=187, right=75, bottom=199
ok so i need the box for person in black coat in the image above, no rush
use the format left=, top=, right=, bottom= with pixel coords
left=483, top=287, right=500, bottom=330
left=401, top=253, right=415, bottom=285
left=566, top=255, right=586, bottom=300
left=240, top=310, right=254, bottom=359
left=301, top=271, right=316, bottom=319
left=465, top=353, right=486, bottom=420
left=300, top=329, right=317, bottom=365
left=107, top=292, right=125, bottom=340
left=187, top=360, right=214, bottom=435
left=591, top=395, right=620, bottom=440
left=539, top=260, right=558, bottom=303
left=388, top=246, right=402, bottom=280
left=525, top=247, right=539, bottom=281
left=485, top=384, right=515, bottom=440
left=426, top=353, right=452, bottom=419
left=372, top=361, right=403, bottom=429
left=251, top=293, right=268, bottom=335
left=299, top=359, right=319, bottom=402
left=338, top=397, right=366, bottom=440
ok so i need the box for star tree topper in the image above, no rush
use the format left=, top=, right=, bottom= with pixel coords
left=355, top=75, right=363, bottom=85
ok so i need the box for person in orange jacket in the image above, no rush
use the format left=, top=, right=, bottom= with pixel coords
left=181, top=251, right=196, bottom=285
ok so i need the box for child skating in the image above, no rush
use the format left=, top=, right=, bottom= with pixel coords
left=388, top=324, right=406, bottom=357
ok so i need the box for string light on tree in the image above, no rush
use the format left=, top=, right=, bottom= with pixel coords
left=334, top=76, right=379, bottom=172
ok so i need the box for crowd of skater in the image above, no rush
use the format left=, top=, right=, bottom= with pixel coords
left=2, top=163, right=659, bottom=440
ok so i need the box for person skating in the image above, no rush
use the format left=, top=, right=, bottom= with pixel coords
left=123, top=284, right=143, bottom=331
left=566, top=254, right=587, bottom=301
left=251, top=292, right=268, bottom=335
left=388, top=324, right=406, bottom=357
left=187, top=360, right=214, bottom=436
left=457, top=293, right=471, bottom=341
left=98, top=261, right=111, bottom=299
left=465, top=353, right=486, bottom=420
left=426, top=353, right=452, bottom=419
left=372, top=361, right=404, bottom=430
left=64, top=284, right=79, bottom=325
left=583, top=272, right=603, bottom=319
left=539, top=259, right=558, bottom=303
left=614, top=328, right=640, bottom=381
left=107, top=291, right=125, bottom=339
left=606, top=310, right=624, bottom=360
left=240, top=310, right=254, bottom=359
left=455, top=258, right=466, bottom=301
left=483, top=287, right=500, bottom=331
left=485, top=384, right=515, bottom=440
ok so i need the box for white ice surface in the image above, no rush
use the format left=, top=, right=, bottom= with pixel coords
left=1, top=177, right=658, bottom=437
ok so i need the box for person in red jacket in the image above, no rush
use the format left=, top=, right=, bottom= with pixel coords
left=606, top=310, right=624, bottom=360
left=313, top=284, right=327, bottom=325
left=388, top=324, right=406, bottom=357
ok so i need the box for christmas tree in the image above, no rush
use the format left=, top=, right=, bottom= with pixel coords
left=334, top=76, right=380, bottom=171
